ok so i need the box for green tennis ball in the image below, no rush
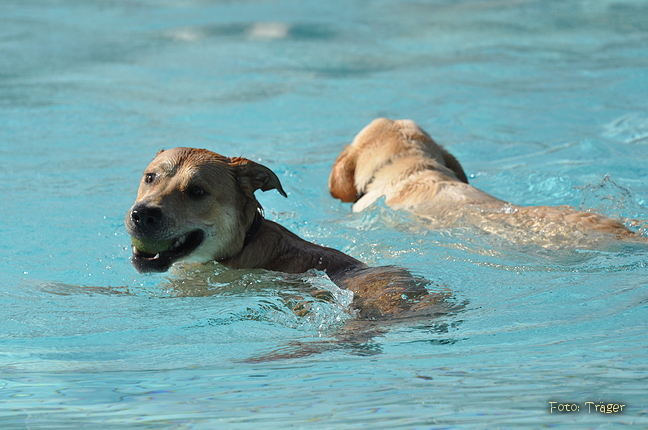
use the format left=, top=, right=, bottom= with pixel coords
left=131, top=237, right=173, bottom=254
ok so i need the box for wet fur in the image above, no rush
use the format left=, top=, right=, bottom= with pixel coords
left=125, top=147, right=452, bottom=320
left=329, top=118, right=638, bottom=248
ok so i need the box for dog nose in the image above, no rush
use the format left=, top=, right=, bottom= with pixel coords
left=130, top=205, right=162, bottom=230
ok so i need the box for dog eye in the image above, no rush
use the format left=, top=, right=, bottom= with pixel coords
left=188, top=185, right=206, bottom=197
left=144, top=173, right=156, bottom=184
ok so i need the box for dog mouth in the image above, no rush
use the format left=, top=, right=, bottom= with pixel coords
left=130, top=230, right=205, bottom=273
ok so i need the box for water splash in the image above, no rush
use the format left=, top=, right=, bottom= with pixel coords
left=576, top=175, right=648, bottom=221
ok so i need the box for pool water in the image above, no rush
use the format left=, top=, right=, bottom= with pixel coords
left=2, top=0, right=648, bottom=428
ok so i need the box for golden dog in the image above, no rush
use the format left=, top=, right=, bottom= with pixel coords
left=125, top=147, right=452, bottom=320
left=329, top=118, right=638, bottom=248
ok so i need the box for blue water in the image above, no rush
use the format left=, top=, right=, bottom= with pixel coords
left=2, top=0, right=648, bottom=428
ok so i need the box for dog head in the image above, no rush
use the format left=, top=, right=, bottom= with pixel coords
left=328, top=118, right=468, bottom=203
left=125, top=147, right=286, bottom=273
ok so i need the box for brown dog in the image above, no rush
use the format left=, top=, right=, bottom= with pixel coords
left=125, top=147, right=451, bottom=320
left=329, top=118, right=638, bottom=248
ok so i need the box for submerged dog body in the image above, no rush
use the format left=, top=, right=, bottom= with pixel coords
left=125, top=147, right=446, bottom=320
left=329, top=118, right=636, bottom=247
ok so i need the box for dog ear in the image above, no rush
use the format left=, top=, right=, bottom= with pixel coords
left=231, top=157, right=287, bottom=197
left=328, top=147, right=359, bottom=202
left=441, top=149, right=469, bottom=184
